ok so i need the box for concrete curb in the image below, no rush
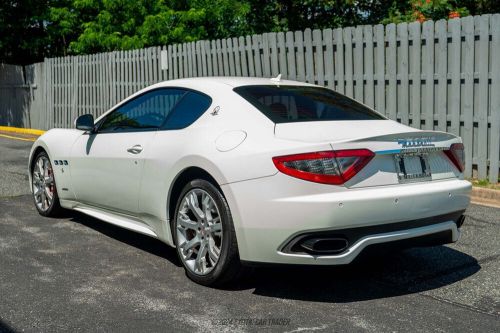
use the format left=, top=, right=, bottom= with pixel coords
left=0, top=126, right=46, bottom=136
left=471, top=187, right=500, bottom=208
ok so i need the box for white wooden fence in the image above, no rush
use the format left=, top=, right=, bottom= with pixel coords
left=1, top=14, right=499, bottom=182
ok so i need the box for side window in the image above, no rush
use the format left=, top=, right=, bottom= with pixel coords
left=162, top=91, right=212, bottom=130
left=99, top=89, right=186, bottom=133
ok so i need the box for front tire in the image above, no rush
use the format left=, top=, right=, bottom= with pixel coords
left=31, top=151, right=62, bottom=217
left=173, top=179, right=242, bottom=286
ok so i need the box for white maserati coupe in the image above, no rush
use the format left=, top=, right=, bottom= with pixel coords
left=29, top=77, right=471, bottom=286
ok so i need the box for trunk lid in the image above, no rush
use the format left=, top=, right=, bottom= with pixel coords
left=275, top=120, right=423, bottom=143
left=274, top=120, right=461, bottom=187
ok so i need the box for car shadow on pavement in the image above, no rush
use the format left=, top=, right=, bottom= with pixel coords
left=234, top=246, right=480, bottom=303
left=0, top=319, right=16, bottom=333
left=68, top=211, right=182, bottom=267
left=64, top=210, right=479, bottom=303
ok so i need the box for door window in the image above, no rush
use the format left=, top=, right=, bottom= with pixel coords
left=98, top=89, right=186, bottom=133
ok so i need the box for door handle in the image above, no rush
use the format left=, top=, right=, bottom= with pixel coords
left=127, top=145, right=143, bottom=154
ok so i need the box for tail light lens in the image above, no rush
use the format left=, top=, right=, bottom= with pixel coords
left=444, top=143, right=465, bottom=172
left=272, top=149, right=375, bottom=185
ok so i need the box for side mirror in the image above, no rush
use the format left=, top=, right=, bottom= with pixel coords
left=75, top=114, right=95, bottom=132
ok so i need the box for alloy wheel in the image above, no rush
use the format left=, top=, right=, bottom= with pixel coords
left=32, top=155, right=55, bottom=212
left=176, top=189, right=223, bottom=275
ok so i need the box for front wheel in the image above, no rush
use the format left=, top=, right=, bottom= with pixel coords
left=31, top=151, right=62, bottom=217
left=173, top=179, right=242, bottom=286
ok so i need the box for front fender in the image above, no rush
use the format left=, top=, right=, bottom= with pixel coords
left=28, top=129, right=83, bottom=198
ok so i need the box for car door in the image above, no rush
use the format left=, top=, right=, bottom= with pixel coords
left=70, top=88, right=186, bottom=214
left=137, top=90, right=214, bottom=228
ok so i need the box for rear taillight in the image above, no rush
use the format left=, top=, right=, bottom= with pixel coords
left=272, top=149, right=375, bottom=185
left=444, top=143, right=465, bottom=172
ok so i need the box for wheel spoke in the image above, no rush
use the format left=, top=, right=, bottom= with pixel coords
left=181, top=235, right=201, bottom=254
left=177, top=213, right=198, bottom=230
left=209, top=216, right=222, bottom=237
left=208, top=243, right=220, bottom=265
left=186, top=192, right=204, bottom=220
left=40, top=191, right=47, bottom=210
left=34, top=187, right=43, bottom=198
left=195, top=241, right=208, bottom=273
left=37, top=157, right=44, bottom=170
left=36, top=158, right=44, bottom=177
left=43, top=158, right=49, bottom=175
left=44, top=176, right=54, bottom=185
left=202, top=192, right=211, bottom=214
left=209, top=221, right=222, bottom=234
left=44, top=186, right=53, bottom=201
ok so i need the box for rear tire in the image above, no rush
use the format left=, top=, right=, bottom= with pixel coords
left=172, top=179, right=243, bottom=286
left=31, top=151, right=63, bottom=217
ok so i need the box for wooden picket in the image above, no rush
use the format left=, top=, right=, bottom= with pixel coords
left=1, top=14, right=499, bottom=182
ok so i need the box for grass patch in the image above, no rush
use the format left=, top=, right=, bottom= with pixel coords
left=468, top=179, right=500, bottom=190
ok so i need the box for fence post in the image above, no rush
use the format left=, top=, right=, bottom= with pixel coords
left=490, top=14, right=500, bottom=183
left=476, top=15, right=490, bottom=179
left=462, top=16, right=474, bottom=178
left=409, top=21, right=421, bottom=129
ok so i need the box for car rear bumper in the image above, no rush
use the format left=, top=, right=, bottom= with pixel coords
left=221, top=175, right=471, bottom=265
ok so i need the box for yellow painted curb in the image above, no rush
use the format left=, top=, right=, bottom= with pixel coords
left=0, top=126, right=46, bottom=136
left=0, top=133, right=37, bottom=142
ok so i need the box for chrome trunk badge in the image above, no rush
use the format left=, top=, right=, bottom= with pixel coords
left=397, top=137, right=435, bottom=148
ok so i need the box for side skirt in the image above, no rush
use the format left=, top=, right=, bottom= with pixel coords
left=60, top=199, right=158, bottom=238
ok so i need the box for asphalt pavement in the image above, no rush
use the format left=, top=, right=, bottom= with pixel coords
left=0, top=136, right=499, bottom=332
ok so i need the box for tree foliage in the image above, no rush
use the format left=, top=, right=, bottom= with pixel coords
left=1, top=0, right=499, bottom=65
left=0, top=0, right=47, bottom=63
left=382, top=0, right=471, bottom=24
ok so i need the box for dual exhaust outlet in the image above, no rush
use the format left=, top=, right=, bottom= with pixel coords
left=299, top=237, right=349, bottom=254
left=289, top=213, right=467, bottom=256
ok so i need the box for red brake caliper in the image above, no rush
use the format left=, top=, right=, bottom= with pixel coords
left=48, top=167, right=54, bottom=194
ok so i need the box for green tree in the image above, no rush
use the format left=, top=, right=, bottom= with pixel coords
left=46, top=0, right=98, bottom=56
left=1, top=0, right=500, bottom=65
left=245, top=0, right=358, bottom=33
left=182, top=0, right=251, bottom=39
left=68, top=0, right=237, bottom=54
left=0, top=0, right=47, bottom=64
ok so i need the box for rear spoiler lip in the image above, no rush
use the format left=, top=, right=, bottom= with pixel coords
left=346, top=130, right=462, bottom=156
left=351, top=130, right=458, bottom=143
left=374, top=147, right=449, bottom=155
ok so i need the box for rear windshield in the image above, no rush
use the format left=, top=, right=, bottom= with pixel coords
left=233, top=85, right=385, bottom=123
